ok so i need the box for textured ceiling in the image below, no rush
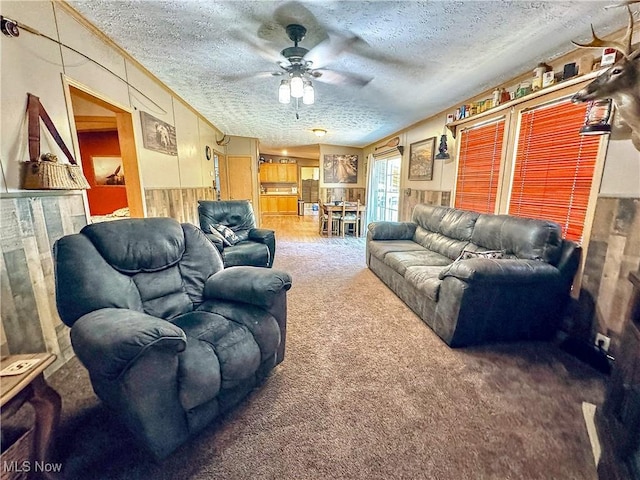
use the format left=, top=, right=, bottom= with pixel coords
left=68, top=1, right=631, bottom=157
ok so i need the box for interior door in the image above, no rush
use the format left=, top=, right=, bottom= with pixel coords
left=227, top=155, right=254, bottom=201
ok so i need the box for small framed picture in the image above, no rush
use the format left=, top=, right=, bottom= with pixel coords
left=408, top=137, right=436, bottom=181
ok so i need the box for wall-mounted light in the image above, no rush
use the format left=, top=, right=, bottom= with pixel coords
left=312, top=128, right=326, bottom=137
left=579, top=99, right=612, bottom=135
left=435, top=126, right=451, bottom=159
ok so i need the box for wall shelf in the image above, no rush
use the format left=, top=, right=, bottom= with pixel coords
left=446, top=69, right=602, bottom=138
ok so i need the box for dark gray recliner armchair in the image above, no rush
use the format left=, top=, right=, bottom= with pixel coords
left=198, top=200, right=275, bottom=268
left=53, top=217, right=291, bottom=458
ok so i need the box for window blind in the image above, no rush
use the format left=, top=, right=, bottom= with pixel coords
left=454, top=118, right=505, bottom=213
left=509, top=99, right=599, bottom=242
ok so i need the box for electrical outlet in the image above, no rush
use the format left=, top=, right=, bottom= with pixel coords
left=595, top=333, right=610, bottom=352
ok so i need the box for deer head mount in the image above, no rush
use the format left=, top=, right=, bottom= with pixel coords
left=571, top=5, right=640, bottom=151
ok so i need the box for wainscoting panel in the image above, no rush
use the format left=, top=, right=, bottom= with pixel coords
left=577, top=196, right=640, bottom=353
left=319, top=187, right=365, bottom=204
left=401, top=189, right=451, bottom=221
left=144, top=187, right=215, bottom=225
left=0, top=194, right=87, bottom=370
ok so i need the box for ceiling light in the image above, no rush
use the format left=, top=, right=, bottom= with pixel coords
left=302, top=80, right=314, bottom=105
left=278, top=80, right=290, bottom=104
left=290, top=75, right=304, bottom=98
left=312, top=128, right=326, bottom=137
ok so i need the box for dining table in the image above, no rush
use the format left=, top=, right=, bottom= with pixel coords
left=321, top=202, right=366, bottom=238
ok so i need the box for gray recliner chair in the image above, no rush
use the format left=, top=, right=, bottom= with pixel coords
left=53, top=217, right=291, bottom=458
left=198, top=200, right=275, bottom=268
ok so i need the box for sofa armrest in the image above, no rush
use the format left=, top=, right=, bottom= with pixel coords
left=249, top=228, right=275, bottom=243
left=439, top=258, right=560, bottom=284
left=367, top=221, right=417, bottom=240
left=204, top=266, right=292, bottom=308
left=71, top=308, right=186, bottom=381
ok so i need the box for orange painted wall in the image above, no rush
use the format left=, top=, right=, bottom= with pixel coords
left=78, top=131, right=128, bottom=215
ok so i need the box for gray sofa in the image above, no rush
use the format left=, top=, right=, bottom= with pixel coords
left=366, top=204, right=581, bottom=347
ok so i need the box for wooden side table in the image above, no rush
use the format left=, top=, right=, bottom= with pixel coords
left=1, top=353, right=61, bottom=479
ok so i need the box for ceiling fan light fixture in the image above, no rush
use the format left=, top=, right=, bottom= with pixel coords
left=278, top=79, right=290, bottom=104
left=312, top=128, right=326, bottom=137
left=303, top=80, right=314, bottom=105
left=290, top=75, right=304, bottom=98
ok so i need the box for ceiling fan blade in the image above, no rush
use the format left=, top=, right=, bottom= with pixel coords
left=229, top=30, right=286, bottom=64
left=312, top=69, right=373, bottom=87
left=219, top=71, right=283, bottom=82
left=304, top=32, right=362, bottom=69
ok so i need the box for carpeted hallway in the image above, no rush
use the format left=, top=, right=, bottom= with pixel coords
left=47, top=214, right=604, bottom=479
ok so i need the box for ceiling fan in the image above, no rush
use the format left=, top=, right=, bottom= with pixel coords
left=227, top=16, right=375, bottom=105
left=269, top=23, right=373, bottom=88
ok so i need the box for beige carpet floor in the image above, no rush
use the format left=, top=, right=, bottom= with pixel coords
left=46, top=236, right=605, bottom=479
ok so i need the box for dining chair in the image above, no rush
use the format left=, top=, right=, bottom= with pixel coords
left=318, top=200, right=341, bottom=236
left=341, top=200, right=361, bottom=237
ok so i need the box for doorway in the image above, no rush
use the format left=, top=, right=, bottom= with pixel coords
left=65, top=80, right=144, bottom=219
left=369, top=155, right=401, bottom=222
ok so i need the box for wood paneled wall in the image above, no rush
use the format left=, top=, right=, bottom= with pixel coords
left=319, top=187, right=366, bottom=204
left=0, top=194, right=87, bottom=371
left=576, top=196, right=640, bottom=354
left=400, top=189, right=452, bottom=220
left=144, top=187, right=215, bottom=225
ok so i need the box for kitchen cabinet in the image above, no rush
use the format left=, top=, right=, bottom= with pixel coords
left=259, top=163, right=298, bottom=183
left=260, top=195, right=298, bottom=214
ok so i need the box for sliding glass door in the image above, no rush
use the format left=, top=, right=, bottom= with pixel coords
left=370, top=156, right=401, bottom=222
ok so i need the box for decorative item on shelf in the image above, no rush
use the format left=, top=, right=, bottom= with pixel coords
left=579, top=99, right=612, bottom=136
left=516, top=81, right=532, bottom=98
left=446, top=113, right=455, bottom=123
left=492, top=88, right=501, bottom=107
left=542, top=71, right=556, bottom=88
left=532, top=62, right=551, bottom=91
left=500, top=88, right=512, bottom=104
left=600, top=48, right=618, bottom=67
left=562, top=62, right=578, bottom=80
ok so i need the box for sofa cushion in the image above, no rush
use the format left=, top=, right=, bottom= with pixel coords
left=367, top=240, right=426, bottom=260
left=413, top=228, right=471, bottom=260
left=173, top=311, right=261, bottom=395
left=81, top=218, right=185, bottom=273
left=439, top=208, right=480, bottom=240
left=471, top=214, right=563, bottom=264
left=404, top=266, right=444, bottom=301
left=384, top=250, right=452, bottom=276
left=411, top=204, right=449, bottom=232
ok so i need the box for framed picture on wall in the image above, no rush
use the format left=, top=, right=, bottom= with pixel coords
left=140, top=111, right=178, bottom=156
left=323, top=154, right=358, bottom=183
left=408, top=137, right=436, bottom=181
left=92, top=156, right=125, bottom=185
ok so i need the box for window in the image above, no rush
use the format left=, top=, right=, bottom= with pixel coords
left=509, top=98, right=600, bottom=242
left=368, top=155, right=401, bottom=222
left=454, top=118, right=505, bottom=213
